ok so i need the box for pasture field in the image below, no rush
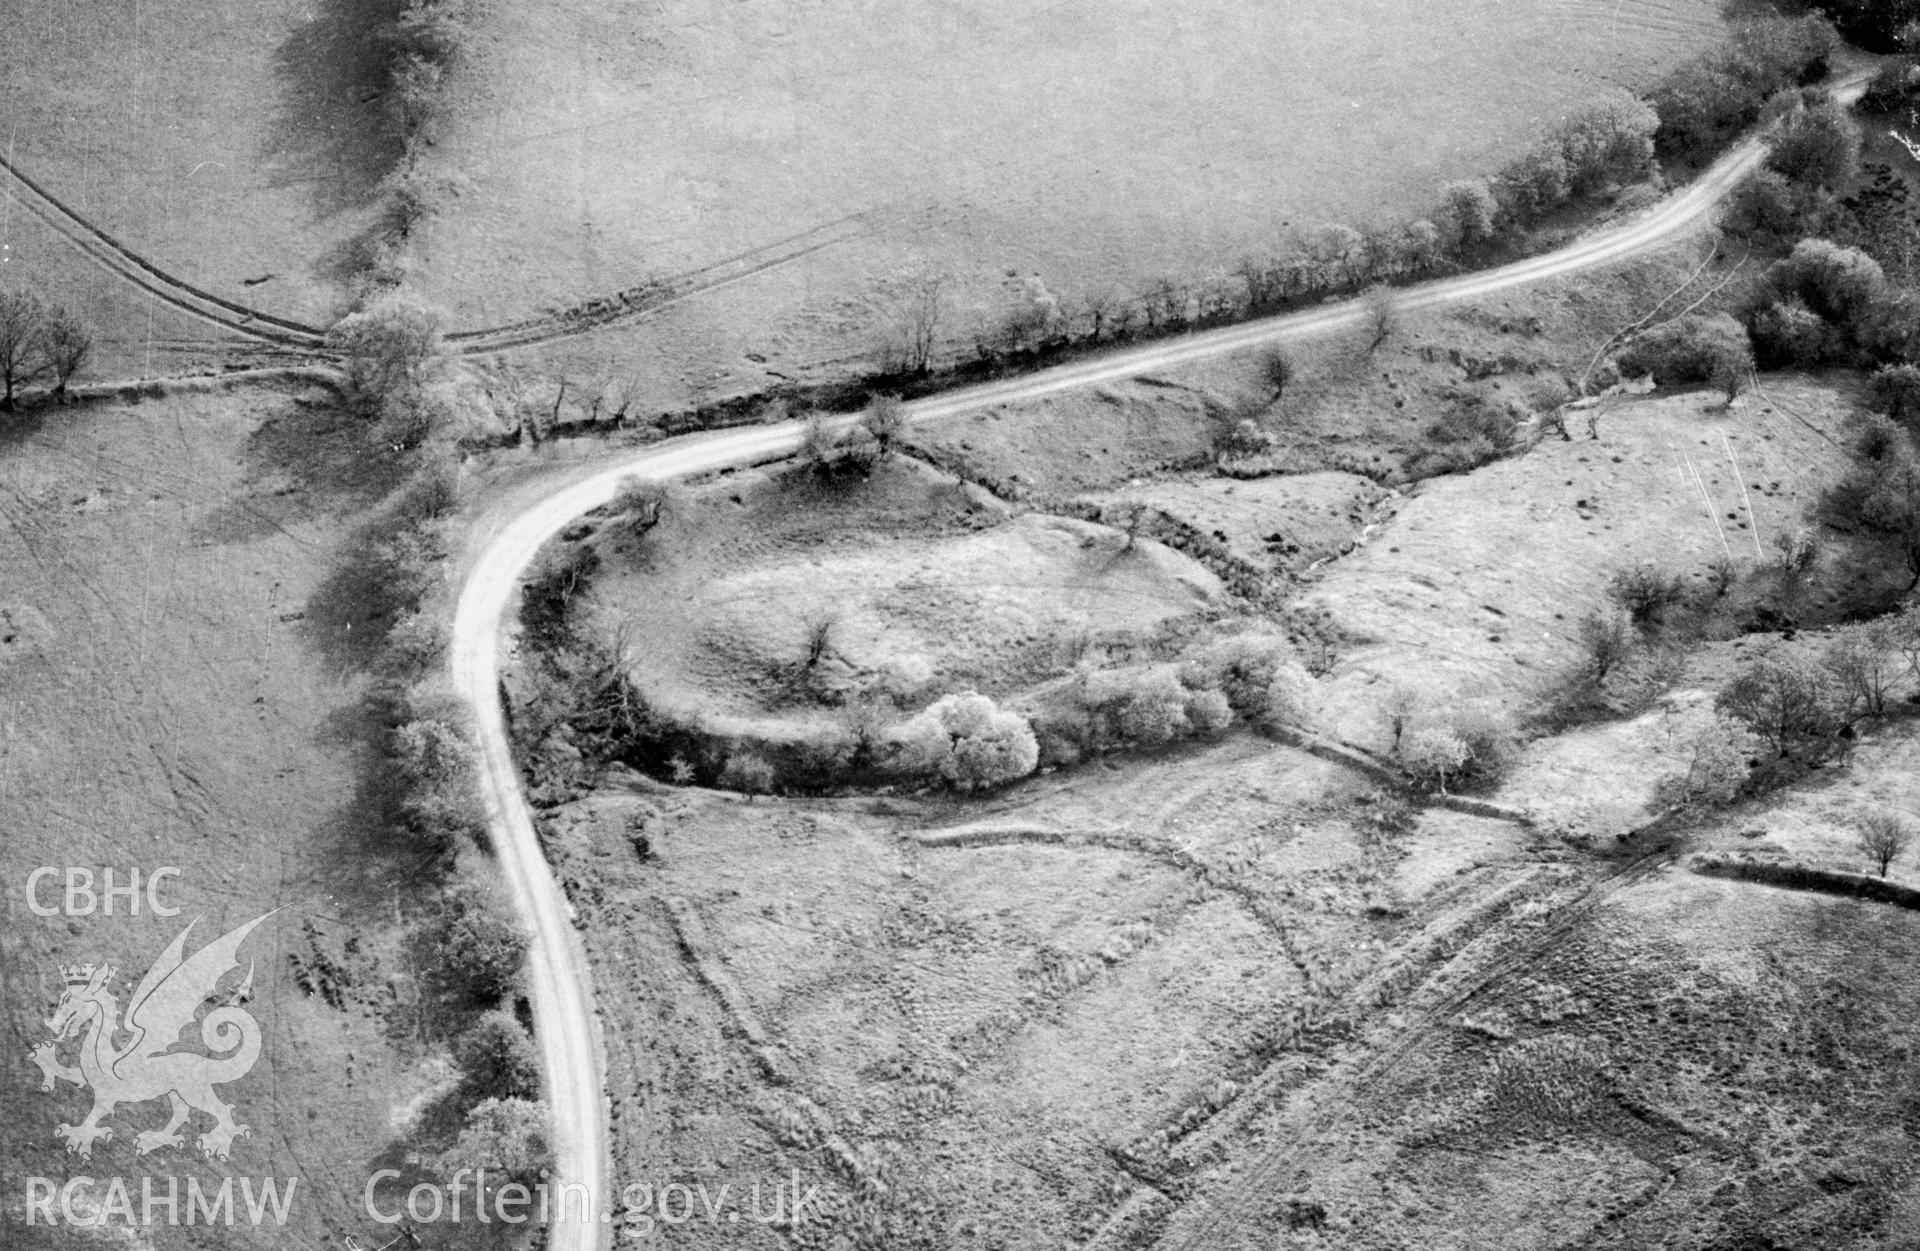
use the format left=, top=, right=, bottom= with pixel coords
left=421, top=0, right=1728, bottom=411
left=0, top=0, right=388, bottom=332
left=0, top=388, right=511, bottom=1249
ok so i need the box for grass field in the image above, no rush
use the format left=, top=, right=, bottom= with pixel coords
left=421, top=0, right=1728, bottom=412
left=0, top=388, right=505, bottom=1249
left=0, top=0, right=387, bottom=335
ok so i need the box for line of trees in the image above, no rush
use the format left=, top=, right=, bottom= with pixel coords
left=0, top=291, right=92, bottom=411
left=883, top=15, right=1833, bottom=386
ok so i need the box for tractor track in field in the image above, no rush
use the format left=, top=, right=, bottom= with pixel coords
left=1141, top=841, right=1681, bottom=1251
left=3, top=142, right=869, bottom=360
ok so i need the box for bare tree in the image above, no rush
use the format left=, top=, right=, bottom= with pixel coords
left=1081, top=287, right=1120, bottom=341
left=1109, top=499, right=1150, bottom=551
left=614, top=477, right=671, bottom=537
left=800, top=609, right=836, bottom=670
left=42, top=306, right=91, bottom=400
left=1857, top=812, right=1913, bottom=878
left=1362, top=285, right=1400, bottom=355
left=889, top=275, right=944, bottom=375
left=0, top=291, right=51, bottom=411
left=861, top=394, right=909, bottom=458
left=1260, top=345, right=1298, bottom=408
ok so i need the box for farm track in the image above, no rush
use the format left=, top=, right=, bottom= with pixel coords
left=2, top=142, right=868, bottom=359
left=443, top=213, right=874, bottom=355
left=0, top=150, right=331, bottom=350
left=1145, top=845, right=1679, bottom=1251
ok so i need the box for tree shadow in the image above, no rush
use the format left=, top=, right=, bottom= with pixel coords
left=265, top=0, right=408, bottom=220
left=195, top=392, right=417, bottom=546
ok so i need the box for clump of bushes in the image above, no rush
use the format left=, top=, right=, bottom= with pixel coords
left=892, top=691, right=1040, bottom=791
left=1764, top=91, right=1861, bottom=191
left=325, top=288, right=460, bottom=446
left=799, top=410, right=881, bottom=479
left=1064, top=666, right=1235, bottom=756
left=1649, top=15, right=1838, bottom=159
left=1606, top=562, right=1689, bottom=629
left=1393, top=699, right=1517, bottom=794
left=1611, top=313, right=1753, bottom=400
left=1746, top=238, right=1902, bottom=369
left=1491, top=93, right=1660, bottom=230
left=1716, top=643, right=1847, bottom=761
left=1868, top=363, right=1920, bottom=429
left=1657, top=710, right=1763, bottom=808
left=1817, top=414, right=1920, bottom=589
left=1804, top=0, right=1920, bottom=55
left=453, top=1011, right=542, bottom=1101
left=422, top=885, right=530, bottom=1007
left=1860, top=59, right=1920, bottom=114
left=1178, top=633, right=1314, bottom=729
left=1406, top=390, right=1518, bottom=479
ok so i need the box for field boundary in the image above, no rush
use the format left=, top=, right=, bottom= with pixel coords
left=1691, top=853, right=1920, bottom=909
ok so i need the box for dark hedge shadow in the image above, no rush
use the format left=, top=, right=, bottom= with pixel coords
left=266, top=0, right=408, bottom=219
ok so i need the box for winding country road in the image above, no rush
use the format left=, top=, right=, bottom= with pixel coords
left=445, top=66, right=1877, bottom=1251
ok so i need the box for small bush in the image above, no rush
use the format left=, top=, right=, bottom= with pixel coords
left=1556, top=92, right=1660, bottom=196
left=1576, top=609, right=1634, bottom=680
left=1397, top=700, right=1516, bottom=792
left=1110, top=668, right=1194, bottom=747
left=1612, top=313, right=1753, bottom=397
left=1858, top=811, right=1915, bottom=877
left=427, top=892, right=529, bottom=1005
left=1716, top=644, right=1846, bottom=759
left=1441, top=179, right=1500, bottom=251
left=1185, top=687, right=1234, bottom=737
left=1401, top=724, right=1470, bottom=793
left=1869, top=363, right=1920, bottom=429
left=454, top=1011, right=541, bottom=1100
left=1607, top=563, right=1687, bottom=628
left=861, top=394, right=910, bottom=456
left=614, top=476, right=672, bottom=537
left=1763, top=94, right=1861, bottom=191
left=1659, top=710, right=1761, bottom=807
left=1722, top=168, right=1803, bottom=241
left=720, top=750, right=777, bottom=798
left=1748, top=296, right=1846, bottom=369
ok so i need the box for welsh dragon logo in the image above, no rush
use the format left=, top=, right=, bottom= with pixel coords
left=28, top=912, right=273, bottom=1162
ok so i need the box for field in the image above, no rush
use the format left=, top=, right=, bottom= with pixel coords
left=419, top=0, right=1728, bottom=412
left=0, top=387, right=514, bottom=1249
left=0, top=0, right=382, bottom=329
